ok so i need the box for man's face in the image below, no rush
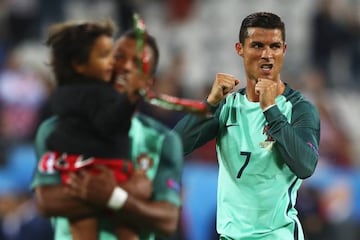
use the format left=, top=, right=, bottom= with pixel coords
left=236, top=27, right=286, bottom=82
left=113, top=36, right=154, bottom=102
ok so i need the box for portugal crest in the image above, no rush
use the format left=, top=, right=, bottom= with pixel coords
left=136, top=153, right=153, bottom=170
left=259, top=124, right=275, bottom=149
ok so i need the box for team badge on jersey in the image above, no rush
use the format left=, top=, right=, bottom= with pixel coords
left=259, top=124, right=276, bottom=150
left=136, top=153, right=153, bottom=170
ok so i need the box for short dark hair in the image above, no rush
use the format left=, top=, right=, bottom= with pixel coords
left=239, top=12, right=285, bottom=44
left=46, top=19, right=117, bottom=85
left=120, top=29, right=159, bottom=75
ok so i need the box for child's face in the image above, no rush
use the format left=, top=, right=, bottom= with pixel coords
left=75, top=35, right=115, bottom=82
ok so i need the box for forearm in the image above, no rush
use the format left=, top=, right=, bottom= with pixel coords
left=272, top=124, right=319, bottom=178
left=117, top=198, right=179, bottom=237
left=173, top=103, right=219, bottom=155
left=264, top=106, right=320, bottom=179
left=35, top=185, right=98, bottom=219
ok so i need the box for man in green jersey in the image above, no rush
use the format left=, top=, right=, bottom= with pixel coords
left=31, top=29, right=183, bottom=240
left=174, top=12, right=320, bottom=240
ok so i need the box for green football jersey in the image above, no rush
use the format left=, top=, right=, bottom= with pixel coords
left=174, top=84, right=320, bottom=240
left=31, top=113, right=183, bottom=240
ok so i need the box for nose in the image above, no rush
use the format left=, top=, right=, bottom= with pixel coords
left=114, top=58, right=132, bottom=73
left=123, top=58, right=135, bottom=71
left=261, top=46, right=273, bottom=59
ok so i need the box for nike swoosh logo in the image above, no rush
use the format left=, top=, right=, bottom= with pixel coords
left=74, top=156, right=95, bottom=168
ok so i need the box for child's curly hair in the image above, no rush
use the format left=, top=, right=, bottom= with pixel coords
left=46, top=19, right=117, bottom=85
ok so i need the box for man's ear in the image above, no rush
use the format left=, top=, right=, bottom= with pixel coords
left=235, top=42, right=244, bottom=57
left=283, top=42, right=287, bottom=56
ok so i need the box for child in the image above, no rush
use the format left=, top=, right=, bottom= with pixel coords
left=43, top=19, right=141, bottom=240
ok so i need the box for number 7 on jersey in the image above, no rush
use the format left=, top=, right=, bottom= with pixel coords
left=237, top=151, right=251, bottom=178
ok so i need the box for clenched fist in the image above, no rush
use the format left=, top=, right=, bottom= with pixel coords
left=207, top=73, right=240, bottom=106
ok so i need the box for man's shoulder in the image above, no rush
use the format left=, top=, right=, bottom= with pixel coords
left=38, top=116, right=59, bottom=133
left=283, top=84, right=314, bottom=105
left=35, top=116, right=59, bottom=144
left=133, top=113, right=171, bottom=133
left=132, top=113, right=181, bottom=145
left=282, top=84, right=319, bottom=119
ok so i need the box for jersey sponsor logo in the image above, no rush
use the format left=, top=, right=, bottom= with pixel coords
left=259, top=124, right=276, bottom=150
left=136, top=153, right=153, bottom=170
left=38, top=152, right=57, bottom=174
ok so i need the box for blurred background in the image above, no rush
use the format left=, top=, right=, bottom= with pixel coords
left=0, top=0, right=359, bottom=239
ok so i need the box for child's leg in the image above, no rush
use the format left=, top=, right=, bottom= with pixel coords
left=70, top=218, right=98, bottom=240
left=114, top=226, right=139, bottom=240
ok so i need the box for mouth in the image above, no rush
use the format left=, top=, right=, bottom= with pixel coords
left=114, top=74, right=126, bottom=88
left=260, top=64, right=273, bottom=73
left=114, top=74, right=127, bottom=90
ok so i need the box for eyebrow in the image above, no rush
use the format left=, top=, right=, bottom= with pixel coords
left=250, top=41, right=283, bottom=46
